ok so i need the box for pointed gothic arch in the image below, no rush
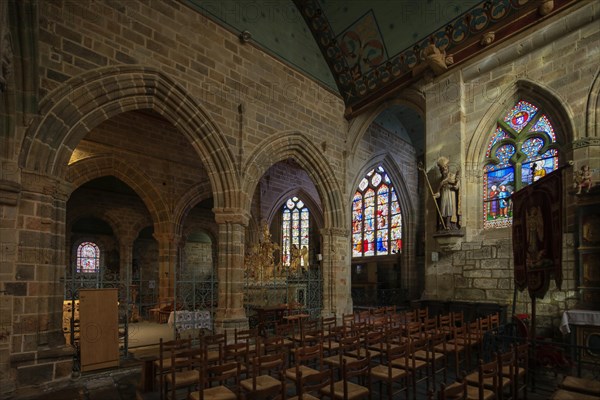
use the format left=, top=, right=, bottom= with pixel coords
left=242, top=131, right=346, bottom=230
left=20, top=66, right=238, bottom=211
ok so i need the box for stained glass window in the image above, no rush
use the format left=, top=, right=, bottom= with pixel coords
left=483, top=100, right=559, bottom=229
left=76, top=242, right=100, bottom=273
left=282, top=197, right=309, bottom=268
left=352, top=166, right=402, bottom=257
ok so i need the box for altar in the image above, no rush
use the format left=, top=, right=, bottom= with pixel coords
left=167, top=310, right=212, bottom=336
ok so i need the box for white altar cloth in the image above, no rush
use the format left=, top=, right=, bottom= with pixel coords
left=559, top=309, right=600, bottom=334
left=167, top=310, right=211, bottom=331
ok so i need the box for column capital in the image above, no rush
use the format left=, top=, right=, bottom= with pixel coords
left=152, top=232, right=181, bottom=245
left=213, top=208, right=250, bottom=225
left=320, top=227, right=349, bottom=237
left=0, top=179, right=20, bottom=206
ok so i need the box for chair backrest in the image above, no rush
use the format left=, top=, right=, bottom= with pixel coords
left=342, top=313, right=355, bottom=326
left=438, top=314, right=452, bottom=332
left=437, top=379, right=467, bottom=400
left=248, top=352, right=286, bottom=399
left=321, top=315, right=337, bottom=331
left=424, top=317, right=438, bottom=334
left=418, top=307, right=429, bottom=322
left=224, top=341, right=251, bottom=366
left=342, top=354, right=372, bottom=397
left=476, top=357, right=499, bottom=399
left=385, top=340, right=409, bottom=370
left=451, top=311, right=464, bottom=328
left=405, top=321, right=423, bottom=338
left=158, top=337, right=191, bottom=366
left=235, top=327, right=258, bottom=344
left=296, top=365, right=333, bottom=398
left=489, top=312, right=501, bottom=330
left=200, top=361, right=240, bottom=395
left=498, top=346, right=515, bottom=390
left=338, top=332, right=363, bottom=357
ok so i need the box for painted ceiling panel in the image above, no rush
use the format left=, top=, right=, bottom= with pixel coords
left=183, top=0, right=579, bottom=116
left=183, top=0, right=337, bottom=88
left=320, top=0, right=481, bottom=56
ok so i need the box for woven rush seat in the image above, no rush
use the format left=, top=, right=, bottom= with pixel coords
left=240, top=374, right=282, bottom=392
left=560, top=375, right=600, bottom=396
left=552, top=389, right=600, bottom=400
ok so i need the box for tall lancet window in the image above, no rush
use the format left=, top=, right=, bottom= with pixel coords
left=282, top=197, right=309, bottom=268
left=352, top=166, right=402, bottom=257
left=483, top=100, right=559, bottom=229
left=76, top=241, right=100, bottom=273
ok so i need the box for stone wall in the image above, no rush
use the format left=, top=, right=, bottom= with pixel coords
left=421, top=1, right=599, bottom=336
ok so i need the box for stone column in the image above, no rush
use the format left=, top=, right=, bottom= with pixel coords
left=152, top=231, right=180, bottom=300
left=213, top=210, right=248, bottom=332
left=6, top=172, right=74, bottom=391
left=321, top=227, right=352, bottom=319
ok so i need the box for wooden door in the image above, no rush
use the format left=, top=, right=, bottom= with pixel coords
left=79, top=288, right=119, bottom=371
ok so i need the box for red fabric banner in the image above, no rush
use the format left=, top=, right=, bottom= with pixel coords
left=512, top=170, right=563, bottom=298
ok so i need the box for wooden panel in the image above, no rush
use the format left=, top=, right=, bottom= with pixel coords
left=79, top=288, right=119, bottom=372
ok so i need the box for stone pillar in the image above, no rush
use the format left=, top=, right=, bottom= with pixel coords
left=321, top=227, right=352, bottom=319
left=213, top=210, right=248, bottom=332
left=6, top=172, right=74, bottom=391
left=0, top=172, right=21, bottom=397
left=153, top=231, right=180, bottom=300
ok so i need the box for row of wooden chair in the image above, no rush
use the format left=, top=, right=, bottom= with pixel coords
left=433, top=342, right=529, bottom=400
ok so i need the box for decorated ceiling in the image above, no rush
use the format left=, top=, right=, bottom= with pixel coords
left=183, top=0, right=578, bottom=118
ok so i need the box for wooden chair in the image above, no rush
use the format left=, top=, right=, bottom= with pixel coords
left=451, top=311, right=465, bottom=328
left=464, top=357, right=498, bottom=400
left=165, top=347, right=203, bottom=400
left=320, top=315, right=337, bottom=338
left=438, top=314, right=453, bottom=336
left=285, top=342, right=324, bottom=394
left=512, top=343, right=528, bottom=400
left=235, top=327, right=259, bottom=353
left=322, top=324, right=344, bottom=357
left=154, top=337, right=192, bottom=400
left=342, top=313, right=356, bottom=327
left=289, top=368, right=334, bottom=400
left=370, top=340, right=410, bottom=400
left=324, top=333, right=363, bottom=372
left=402, top=337, right=431, bottom=400
left=416, top=330, right=448, bottom=388
left=437, top=379, right=468, bottom=400
left=224, top=341, right=252, bottom=379
left=189, top=361, right=240, bottom=400
left=445, top=326, right=470, bottom=374
left=200, top=331, right=227, bottom=365
left=496, top=347, right=514, bottom=400
left=241, top=352, right=287, bottom=400
left=321, top=353, right=372, bottom=400
left=417, top=308, right=429, bottom=323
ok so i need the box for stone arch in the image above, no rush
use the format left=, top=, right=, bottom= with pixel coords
left=242, top=132, right=346, bottom=229
left=66, top=154, right=167, bottom=227
left=265, top=188, right=325, bottom=229
left=347, top=89, right=425, bottom=158
left=173, top=180, right=214, bottom=236
left=587, top=68, right=600, bottom=138
left=466, top=79, right=575, bottom=174
left=20, top=65, right=237, bottom=211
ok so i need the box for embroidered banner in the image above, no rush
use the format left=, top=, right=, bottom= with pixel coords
left=512, top=170, right=563, bottom=298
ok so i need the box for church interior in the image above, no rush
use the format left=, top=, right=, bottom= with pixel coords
left=0, top=0, right=599, bottom=399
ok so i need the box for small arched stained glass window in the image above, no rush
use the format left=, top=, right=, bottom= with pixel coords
left=352, top=166, right=402, bottom=257
left=76, top=242, right=100, bottom=273
left=483, top=100, right=559, bottom=229
left=282, top=197, right=309, bottom=267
